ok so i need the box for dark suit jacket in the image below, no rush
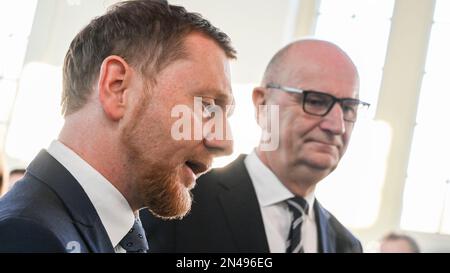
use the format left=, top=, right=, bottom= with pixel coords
left=0, top=150, right=114, bottom=253
left=141, top=155, right=362, bottom=253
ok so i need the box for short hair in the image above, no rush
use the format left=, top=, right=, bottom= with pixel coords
left=62, top=0, right=236, bottom=116
left=382, top=232, right=420, bottom=253
left=9, top=169, right=26, bottom=176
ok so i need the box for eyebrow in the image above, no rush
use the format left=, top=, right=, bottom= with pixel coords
left=306, top=90, right=360, bottom=100
left=195, top=88, right=234, bottom=106
left=214, top=91, right=235, bottom=117
left=268, top=83, right=360, bottom=101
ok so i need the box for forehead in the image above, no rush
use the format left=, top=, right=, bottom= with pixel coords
left=280, top=43, right=359, bottom=99
left=154, top=33, right=233, bottom=104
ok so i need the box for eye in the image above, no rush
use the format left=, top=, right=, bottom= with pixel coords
left=307, top=98, right=327, bottom=107
left=343, top=105, right=356, bottom=113
left=202, top=99, right=219, bottom=118
left=342, top=101, right=358, bottom=114
left=305, top=95, right=329, bottom=108
left=226, top=103, right=235, bottom=117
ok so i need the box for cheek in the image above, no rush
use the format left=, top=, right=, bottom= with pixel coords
left=280, top=115, right=311, bottom=145
left=278, top=122, right=296, bottom=152
left=340, top=134, right=351, bottom=154
left=130, top=111, right=177, bottom=160
left=146, top=106, right=178, bottom=142
left=343, top=126, right=354, bottom=145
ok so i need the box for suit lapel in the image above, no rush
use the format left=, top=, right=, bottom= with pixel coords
left=27, top=150, right=114, bottom=253
left=314, top=200, right=337, bottom=253
left=73, top=222, right=114, bottom=253
left=217, top=155, right=270, bottom=253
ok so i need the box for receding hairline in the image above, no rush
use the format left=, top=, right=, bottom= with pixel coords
left=262, top=39, right=358, bottom=86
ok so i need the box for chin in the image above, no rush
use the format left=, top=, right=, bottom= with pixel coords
left=148, top=190, right=192, bottom=220
left=305, top=156, right=338, bottom=171
left=140, top=169, right=193, bottom=220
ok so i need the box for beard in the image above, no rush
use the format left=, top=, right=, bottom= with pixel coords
left=138, top=164, right=193, bottom=220
left=119, top=94, right=193, bottom=220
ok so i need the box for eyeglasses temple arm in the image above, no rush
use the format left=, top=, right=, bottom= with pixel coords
left=266, top=83, right=304, bottom=94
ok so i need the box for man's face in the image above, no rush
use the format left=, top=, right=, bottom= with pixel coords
left=262, top=43, right=359, bottom=188
left=120, top=33, right=233, bottom=219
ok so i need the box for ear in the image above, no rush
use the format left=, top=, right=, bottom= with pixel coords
left=98, top=55, right=132, bottom=121
left=252, top=87, right=268, bottom=128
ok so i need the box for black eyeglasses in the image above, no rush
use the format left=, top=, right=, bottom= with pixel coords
left=266, top=83, right=370, bottom=123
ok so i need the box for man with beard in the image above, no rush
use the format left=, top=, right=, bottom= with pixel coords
left=0, top=0, right=235, bottom=253
left=142, top=39, right=368, bottom=253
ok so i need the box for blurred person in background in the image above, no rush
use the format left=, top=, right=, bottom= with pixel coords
left=0, top=151, right=3, bottom=196
left=379, top=232, right=420, bottom=253
left=5, top=169, right=26, bottom=192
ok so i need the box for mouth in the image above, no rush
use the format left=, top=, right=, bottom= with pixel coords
left=185, top=160, right=210, bottom=177
left=307, top=139, right=339, bottom=147
left=307, top=140, right=340, bottom=153
left=314, top=141, right=335, bottom=146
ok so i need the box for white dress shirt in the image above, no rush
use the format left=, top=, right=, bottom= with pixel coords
left=47, top=140, right=135, bottom=253
left=244, top=151, right=318, bottom=253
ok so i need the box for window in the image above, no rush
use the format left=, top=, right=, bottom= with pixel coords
left=313, top=0, right=394, bottom=228
left=315, top=0, right=394, bottom=113
left=5, top=63, right=64, bottom=163
left=401, top=0, right=450, bottom=235
left=0, top=0, right=38, bottom=143
left=213, top=83, right=260, bottom=168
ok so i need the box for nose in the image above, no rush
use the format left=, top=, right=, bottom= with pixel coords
left=319, top=103, right=346, bottom=135
left=203, top=120, right=234, bottom=157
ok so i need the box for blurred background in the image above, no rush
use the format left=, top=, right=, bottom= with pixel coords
left=0, top=0, right=449, bottom=252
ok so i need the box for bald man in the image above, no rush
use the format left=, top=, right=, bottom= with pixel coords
left=141, top=39, right=369, bottom=253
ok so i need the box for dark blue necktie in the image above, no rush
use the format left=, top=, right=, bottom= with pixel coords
left=286, top=196, right=309, bottom=253
left=119, top=218, right=149, bottom=253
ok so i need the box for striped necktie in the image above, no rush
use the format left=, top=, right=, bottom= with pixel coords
left=286, top=196, right=309, bottom=253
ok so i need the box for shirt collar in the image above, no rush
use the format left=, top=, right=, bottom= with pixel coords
left=47, top=140, right=135, bottom=248
left=244, top=150, right=315, bottom=213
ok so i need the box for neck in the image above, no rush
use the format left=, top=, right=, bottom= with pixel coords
left=255, top=147, right=319, bottom=197
left=58, top=114, right=139, bottom=212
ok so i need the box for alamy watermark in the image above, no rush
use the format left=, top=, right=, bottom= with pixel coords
left=66, top=241, right=81, bottom=253
left=171, top=97, right=280, bottom=151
